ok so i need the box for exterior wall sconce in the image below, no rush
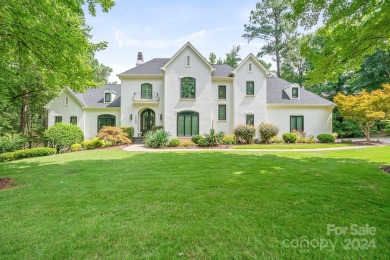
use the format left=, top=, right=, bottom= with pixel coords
left=160, top=114, right=163, bottom=121
left=130, top=114, right=133, bottom=120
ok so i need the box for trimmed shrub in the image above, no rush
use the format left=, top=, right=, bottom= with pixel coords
left=0, top=134, right=26, bottom=153
left=97, top=126, right=130, bottom=145
left=197, top=137, right=209, bottom=147
left=0, top=147, right=56, bottom=162
left=181, top=141, right=195, bottom=147
left=282, top=133, right=298, bottom=143
left=144, top=129, right=170, bottom=148
left=340, top=139, right=353, bottom=144
left=71, top=143, right=81, bottom=152
left=317, top=134, right=336, bottom=143
left=81, top=138, right=105, bottom=149
left=191, top=135, right=203, bottom=144
left=272, top=137, right=284, bottom=143
left=168, top=138, right=180, bottom=147
left=151, top=125, right=164, bottom=131
left=103, top=141, right=115, bottom=147
left=120, top=126, right=134, bottom=141
left=44, top=123, right=84, bottom=153
left=259, top=123, right=279, bottom=144
left=307, top=136, right=316, bottom=144
left=222, top=134, right=237, bottom=145
left=234, top=125, right=256, bottom=144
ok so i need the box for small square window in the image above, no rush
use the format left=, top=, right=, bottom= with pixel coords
left=292, top=87, right=299, bottom=98
left=218, top=85, right=226, bottom=99
left=246, top=81, right=254, bottom=95
left=105, top=92, right=111, bottom=103
left=246, top=114, right=254, bottom=126
left=70, top=116, right=77, bottom=125
left=218, top=105, right=226, bottom=120
left=55, top=116, right=62, bottom=123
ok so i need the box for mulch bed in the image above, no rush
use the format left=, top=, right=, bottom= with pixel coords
left=353, top=140, right=384, bottom=145
left=0, top=178, right=14, bottom=190
left=379, top=166, right=390, bottom=175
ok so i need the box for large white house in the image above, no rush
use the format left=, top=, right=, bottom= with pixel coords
left=45, top=42, right=335, bottom=140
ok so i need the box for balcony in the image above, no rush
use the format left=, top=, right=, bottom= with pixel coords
left=132, top=92, right=160, bottom=104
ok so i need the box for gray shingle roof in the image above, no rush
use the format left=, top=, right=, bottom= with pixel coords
left=71, top=84, right=121, bottom=108
left=119, top=58, right=169, bottom=75
left=266, top=77, right=335, bottom=105
left=212, top=64, right=234, bottom=77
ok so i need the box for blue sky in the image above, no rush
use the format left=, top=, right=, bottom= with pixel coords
left=85, top=0, right=272, bottom=82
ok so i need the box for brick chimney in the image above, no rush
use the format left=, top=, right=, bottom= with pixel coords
left=136, top=52, right=144, bottom=66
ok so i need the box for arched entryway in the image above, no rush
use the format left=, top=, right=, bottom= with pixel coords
left=140, top=109, right=155, bottom=135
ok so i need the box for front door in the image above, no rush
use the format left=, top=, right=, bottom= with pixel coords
left=140, top=109, right=155, bottom=135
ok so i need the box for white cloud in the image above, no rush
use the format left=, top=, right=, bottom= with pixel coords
left=113, top=28, right=123, bottom=47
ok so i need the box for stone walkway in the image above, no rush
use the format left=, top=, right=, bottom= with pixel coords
left=123, top=144, right=387, bottom=153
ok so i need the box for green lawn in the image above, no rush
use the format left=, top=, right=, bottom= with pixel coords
left=1, top=147, right=389, bottom=259
left=232, top=143, right=353, bottom=149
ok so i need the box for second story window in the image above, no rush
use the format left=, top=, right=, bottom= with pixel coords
left=104, top=92, right=111, bottom=103
left=218, top=85, right=226, bottom=99
left=181, top=77, right=196, bottom=99
left=246, top=81, right=254, bottom=95
left=141, top=83, right=152, bottom=99
left=186, top=55, right=191, bottom=67
left=292, top=87, right=299, bottom=98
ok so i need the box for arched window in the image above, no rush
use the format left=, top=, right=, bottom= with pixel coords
left=177, top=111, right=199, bottom=137
left=97, top=114, right=116, bottom=131
left=181, top=77, right=196, bottom=99
left=141, top=83, right=152, bottom=99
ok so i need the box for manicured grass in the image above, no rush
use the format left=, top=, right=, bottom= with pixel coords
left=232, top=143, right=353, bottom=149
left=1, top=147, right=389, bottom=259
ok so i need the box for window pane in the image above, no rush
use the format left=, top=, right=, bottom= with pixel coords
left=218, top=86, right=226, bottom=99
left=246, top=114, right=254, bottom=125
left=219, top=105, right=226, bottom=120
left=292, top=88, right=298, bottom=98
left=192, top=115, right=199, bottom=135
left=55, top=116, right=62, bottom=123
left=290, top=117, right=297, bottom=132
left=105, top=93, right=111, bottom=102
left=181, top=78, right=196, bottom=98
left=184, top=115, right=192, bottom=136
left=297, top=116, right=303, bottom=131
left=178, top=116, right=185, bottom=136
left=246, top=82, right=254, bottom=95
left=70, top=117, right=77, bottom=125
left=141, top=84, right=152, bottom=99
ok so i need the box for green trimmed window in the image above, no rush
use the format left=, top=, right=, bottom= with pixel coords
left=141, top=83, right=152, bottom=99
left=97, top=114, right=116, bottom=131
left=246, top=81, right=254, bottom=95
left=246, top=114, right=254, bottom=126
left=177, top=111, right=199, bottom=137
left=181, top=77, right=196, bottom=98
left=55, top=116, right=62, bottom=123
left=290, top=116, right=304, bottom=132
left=292, top=87, right=299, bottom=98
left=70, top=116, right=77, bottom=125
left=218, top=85, right=226, bottom=99
left=104, top=92, right=111, bottom=103
left=218, top=105, right=226, bottom=120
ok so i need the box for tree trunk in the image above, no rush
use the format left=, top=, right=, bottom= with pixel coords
left=275, top=50, right=281, bottom=78
left=20, top=92, right=28, bottom=134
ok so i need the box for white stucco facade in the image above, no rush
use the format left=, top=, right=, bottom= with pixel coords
left=46, top=42, right=335, bottom=140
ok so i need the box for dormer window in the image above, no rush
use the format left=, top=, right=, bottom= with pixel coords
left=186, top=55, right=191, bottom=67
left=104, top=92, right=111, bottom=103
left=248, top=63, right=252, bottom=72
left=292, top=87, right=299, bottom=98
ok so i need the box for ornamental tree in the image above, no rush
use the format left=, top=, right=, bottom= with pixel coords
left=334, top=84, right=390, bottom=142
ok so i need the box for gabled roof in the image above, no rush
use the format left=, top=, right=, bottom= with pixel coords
left=70, top=84, right=121, bottom=108
left=160, top=42, right=214, bottom=72
left=212, top=64, right=234, bottom=77
left=118, top=58, right=169, bottom=76
left=232, top=53, right=270, bottom=76
left=266, top=77, right=335, bottom=106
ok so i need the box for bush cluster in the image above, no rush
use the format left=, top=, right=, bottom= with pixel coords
left=234, top=125, right=256, bottom=144
left=151, top=126, right=164, bottom=131
left=259, top=123, right=279, bottom=144
left=222, top=134, right=237, bottom=145
left=44, top=123, right=84, bottom=153
left=317, top=134, right=336, bottom=143
left=0, top=147, right=56, bottom=162
left=81, top=138, right=105, bottom=149
left=71, top=143, right=82, bottom=152
left=0, top=134, right=26, bottom=153
left=181, top=141, right=195, bottom=147
left=120, top=126, right=134, bottom=141
left=282, top=133, right=298, bottom=143
left=144, top=129, right=170, bottom=148
left=191, top=135, right=203, bottom=144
